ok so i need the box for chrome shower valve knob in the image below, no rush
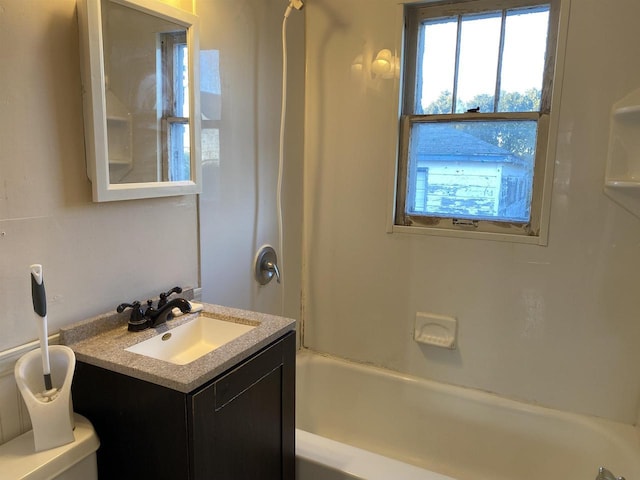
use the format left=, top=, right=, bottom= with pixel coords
left=255, top=245, right=281, bottom=285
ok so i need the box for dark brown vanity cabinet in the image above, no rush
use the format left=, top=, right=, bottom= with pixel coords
left=72, top=331, right=295, bottom=480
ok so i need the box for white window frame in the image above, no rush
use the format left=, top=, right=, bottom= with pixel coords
left=392, top=0, right=570, bottom=245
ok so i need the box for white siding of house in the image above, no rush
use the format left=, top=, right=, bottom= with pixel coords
left=424, top=163, right=502, bottom=217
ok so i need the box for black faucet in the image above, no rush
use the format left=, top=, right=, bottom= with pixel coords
left=144, top=297, right=191, bottom=328
left=118, top=287, right=191, bottom=332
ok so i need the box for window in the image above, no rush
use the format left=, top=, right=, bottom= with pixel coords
left=161, top=32, right=190, bottom=182
left=396, top=0, right=564, bottom=243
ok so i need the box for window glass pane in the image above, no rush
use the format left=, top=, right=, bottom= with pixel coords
left=498, top=6, right=550, bottom=112
left=169, top=122, right=190, bottom=181
left=456, top=13, right=501, bottom=113
left=174, top=43, right=189, bottom=117
left=407, top=121, right=538, bottom=222
left=418, top=18, right=457, bottom=114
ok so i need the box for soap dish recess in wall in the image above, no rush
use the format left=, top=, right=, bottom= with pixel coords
left=414, top=312, right=457, bottom=349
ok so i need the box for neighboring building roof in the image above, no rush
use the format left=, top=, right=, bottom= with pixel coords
left=412, top=123, right=529, bottom=166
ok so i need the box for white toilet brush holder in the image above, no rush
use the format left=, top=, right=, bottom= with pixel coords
left=14, top=345, right=76, bottom=452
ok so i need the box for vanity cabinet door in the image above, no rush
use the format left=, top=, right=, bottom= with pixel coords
left=72, top=361, right=190, bottom=479
left=190, top=331, right=295, bottom=480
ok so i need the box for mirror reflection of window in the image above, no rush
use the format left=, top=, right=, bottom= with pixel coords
left=161, top=32, right=190, bottom=182
left=200, top=49, right=221, bottom=171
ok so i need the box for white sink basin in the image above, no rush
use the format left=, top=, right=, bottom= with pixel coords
left=125, top=315, right=257, bottom=365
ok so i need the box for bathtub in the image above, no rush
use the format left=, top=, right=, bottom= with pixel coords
left=295, top=350, right=640, bottom=480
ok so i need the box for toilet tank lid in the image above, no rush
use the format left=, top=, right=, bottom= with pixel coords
left=0, top=413, right=99, bottom=480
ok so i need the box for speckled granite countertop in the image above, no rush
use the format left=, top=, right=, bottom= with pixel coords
left=59, top=303, right=295, bottom=393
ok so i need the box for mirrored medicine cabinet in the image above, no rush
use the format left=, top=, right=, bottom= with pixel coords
left=77, top=0, right=201, bottom=202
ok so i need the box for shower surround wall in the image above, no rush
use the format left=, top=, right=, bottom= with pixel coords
left=198, top=0, right=304, bottom=322
left=303, top=0, right=640, bottom=424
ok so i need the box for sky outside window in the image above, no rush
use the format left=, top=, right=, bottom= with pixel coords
left=456, top=12, right=502, bottom=113
left=419, top=18, right=457, bottom=114
left=418, top=6, right=550, bottom=113
left=499, top=8, right=549, bottom=111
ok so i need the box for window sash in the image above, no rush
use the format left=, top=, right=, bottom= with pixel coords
left=396, top=112, right=549, bottom=236
left=406, top=0, right=554, bottom=115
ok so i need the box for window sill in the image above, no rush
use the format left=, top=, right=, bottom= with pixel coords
left=390, top=224, right=548, bottom=245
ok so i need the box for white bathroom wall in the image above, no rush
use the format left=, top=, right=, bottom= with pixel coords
left=198, top=0, right=305, bottom=322
left=0, top=0, right=199, bottom=442
left=303, top=0, right=640, bottom=423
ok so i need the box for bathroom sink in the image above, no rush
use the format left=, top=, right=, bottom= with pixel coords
left=125, top=315, right=256, bottom=365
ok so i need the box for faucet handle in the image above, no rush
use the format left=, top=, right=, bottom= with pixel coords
left=158, top=286, right=183, bottom=307
left=117, top=301, right=149, bottom=332
left=255, top=246, right=281, bottom=285
left=117, top=301, right=141, bottom=316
